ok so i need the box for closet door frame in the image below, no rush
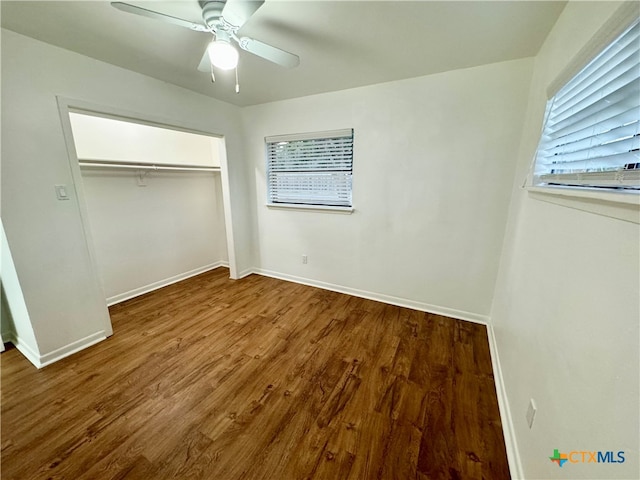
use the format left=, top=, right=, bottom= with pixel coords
left=56, top=96, right=238, bottom=333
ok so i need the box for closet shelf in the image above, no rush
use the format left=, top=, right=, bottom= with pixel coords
left=78, top=159, right=220, bottom=172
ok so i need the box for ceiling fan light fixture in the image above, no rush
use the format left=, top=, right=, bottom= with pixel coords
left=207, top=39, right=239, bottom=70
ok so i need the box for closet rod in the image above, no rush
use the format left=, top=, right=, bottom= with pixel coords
left=78, top=160, right=220, bottom=172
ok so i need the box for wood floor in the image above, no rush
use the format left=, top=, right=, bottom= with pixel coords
left=1, top=268, right=510, bottom=480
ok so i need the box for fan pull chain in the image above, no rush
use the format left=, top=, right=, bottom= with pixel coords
left=235, top=67, right=240, bottom=94
left=210, top=64, right=215, bottom=83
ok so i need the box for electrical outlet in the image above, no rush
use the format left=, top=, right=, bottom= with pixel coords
left=526, top=399, right=537, bottom=429
left=302, top=254, right=308, bottom=264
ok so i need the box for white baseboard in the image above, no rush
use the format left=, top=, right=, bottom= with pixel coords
left=38, top=331, right=108, bottom=368
left=4, top=263, right=230, bottom=368
left=236, top=267, right=255, bottom=280
left=3, top=330, right=107, bottom=369
left=249, top=268, right=490, bottom=325
left=106, top=262, right=228, bottom=306
left=2, top=331, right=41, bottom=367
left=486, top=324, right=523, bottom=480
left=1, top=329, right=13, bottom=349
left=239, top=270, right=518, bottom=474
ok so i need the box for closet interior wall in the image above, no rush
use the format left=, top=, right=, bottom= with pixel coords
left=70, top=112, right=229, bottom=305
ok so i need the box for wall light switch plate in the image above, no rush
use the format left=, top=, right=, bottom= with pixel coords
left=55, top=184, right=70, bottom=200
left=526, top=399, right=537, bottom=429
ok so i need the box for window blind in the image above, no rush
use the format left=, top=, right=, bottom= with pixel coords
left=266, top=129, right=353, bottom=207
left=534, top=19, right=640, bottom=190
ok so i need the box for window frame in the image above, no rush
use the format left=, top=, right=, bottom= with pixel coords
left=526, top=4, right=640, bottom=223
left=531, top=18, right=639, bottom=193
left=265, top=129, right=354, bottom=213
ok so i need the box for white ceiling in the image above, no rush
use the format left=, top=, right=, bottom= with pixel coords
left=0, top=1, right=566, bottom=106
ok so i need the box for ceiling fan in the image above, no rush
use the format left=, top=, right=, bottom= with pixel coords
left=111, top=1, right=300, bottom=92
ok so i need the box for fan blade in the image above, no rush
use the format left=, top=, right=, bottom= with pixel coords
left=221, top=0, right=264, bottom=30
left=238, top=37, right=299, bottom=68
left=111, top=2, right=209, bottom=32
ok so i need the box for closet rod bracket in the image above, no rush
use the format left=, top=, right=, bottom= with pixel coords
left=136, top=170, right=149, bottom=187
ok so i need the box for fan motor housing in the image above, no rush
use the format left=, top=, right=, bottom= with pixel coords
left=200, top=1, right=226, bottom=29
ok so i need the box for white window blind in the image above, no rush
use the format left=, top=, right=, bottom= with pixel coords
left=534, top=19, right=640, bottom=190
left=266, top=129, right=354, bottom=207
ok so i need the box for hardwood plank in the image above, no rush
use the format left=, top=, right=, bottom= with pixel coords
left=1, top=268, right=510, bottom=479
left=119, top=456, right=156, bottom=480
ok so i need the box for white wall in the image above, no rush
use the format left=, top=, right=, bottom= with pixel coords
left=1, top=219, right=39, bottom=361
left=81, top=170, right=228, bottom=304
left=69, top=113, right=228, bottom=304
left=1, top=289, right=10, bottom=351
left=1, top=29, right=249, bottom=364
left=491, top=2, right=640, bottom=479
left=3, top=8, right=637, bottom=478
left=242, top=58, right=533, bottom=320
left=69, top=112, right=221, bottom=167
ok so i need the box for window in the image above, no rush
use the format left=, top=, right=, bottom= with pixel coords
left=533, top=19, right=639, bottom=191
left=266, top=129, right=354, bottom=208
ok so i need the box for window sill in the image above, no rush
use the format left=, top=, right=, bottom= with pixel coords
left=266, top=203, right=354, bottom=214
left=526, top=186, right=640, bottom=224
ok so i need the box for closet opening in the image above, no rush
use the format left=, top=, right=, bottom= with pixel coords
left=58, top=102, right=235, bottom=335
